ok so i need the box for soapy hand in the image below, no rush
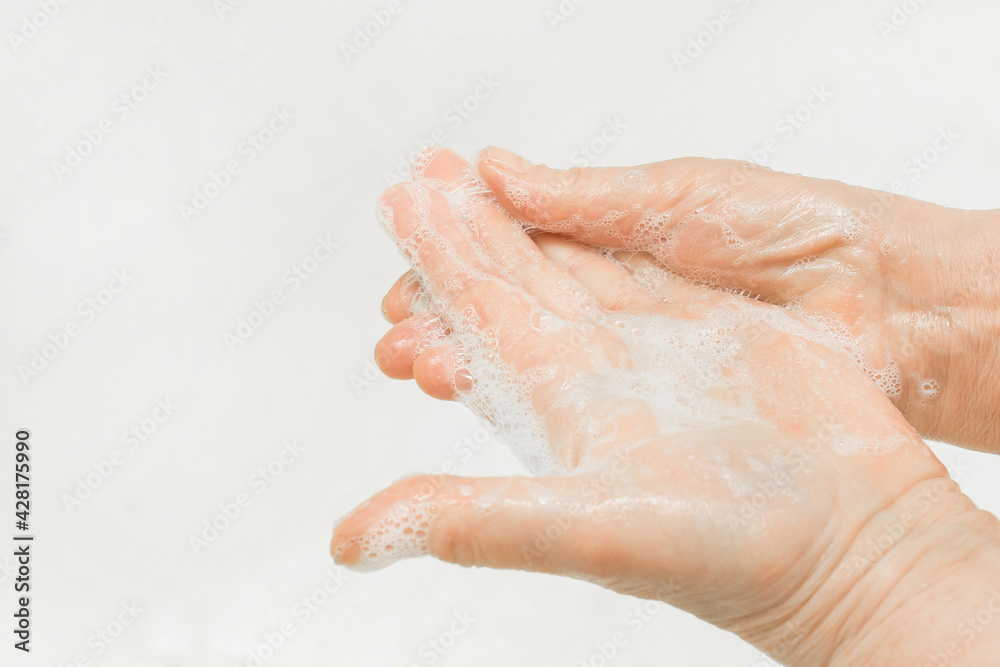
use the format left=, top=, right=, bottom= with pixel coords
left=332, top=150, right=1000, bottom=665
left=385, top=148, right=1000, bottom=452
left=472, top=148, right=1000, bottom=452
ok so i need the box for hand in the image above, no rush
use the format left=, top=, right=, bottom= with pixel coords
left=332, top=150, right=1000, bottom=665
left=467, top=148, right=1000, bottom=453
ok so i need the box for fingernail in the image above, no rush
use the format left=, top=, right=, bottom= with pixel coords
left=483, top=146, right=532, bottom=175
left=331, top=541, right=361, bottom=566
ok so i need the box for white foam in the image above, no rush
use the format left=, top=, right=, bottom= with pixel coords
left=347, top=170, right=911, bottom=570
left=336, top=498, right=440, bottom=572
left=919, top=378, right=940, bottom=399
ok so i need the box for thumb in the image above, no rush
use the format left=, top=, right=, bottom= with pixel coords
left=331, top=472, right=607, bottom=575
left=477, top=146, right=722, bottom=248
left=476, top=147, right=844, bottom=304
left=476, top=146, right=809, bottom=250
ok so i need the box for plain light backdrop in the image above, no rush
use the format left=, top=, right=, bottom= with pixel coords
left=2, top=0, right=999, bottom=665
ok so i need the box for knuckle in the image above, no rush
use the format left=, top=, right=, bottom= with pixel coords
left=431, top=516, right=475, bottom=567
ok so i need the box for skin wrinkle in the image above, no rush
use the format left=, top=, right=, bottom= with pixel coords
left=489, top=154, right=1000, bottom=450
left=827, top=494, right=1000, bottom=664
left=336, top=149, right=1000, bottom=665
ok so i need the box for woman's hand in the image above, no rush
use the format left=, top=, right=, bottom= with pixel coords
left=332, top=150, right=1000, bottom=665
left=467, top=148, right=1000, bottom=453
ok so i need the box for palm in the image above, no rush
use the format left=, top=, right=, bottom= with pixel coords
left=333, top=150, right=949, bottom=659
left=446, top=260, right=935, bottom=635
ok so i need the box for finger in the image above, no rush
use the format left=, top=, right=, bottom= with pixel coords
left=378, top=183, right=535, bottom=341
left=412, top=147, right=471, bottom=182
left=382, top=271, right=422, bottom=324
left=476, top=147, right=848, bottom=303
left=476, top=145, right=671, bottom=247
left=533, top=233, right=724, bottom=320
left=433, top=184, right=599, bottom=322
left=533, top=234, right=662, bottom=313
left=331, top=472, right=622, bottom=576
left=374, top=313, right=448, bottom=380
left=413, top=345, right=470, bottom=401
left=613, top=250, right=724, bottom=310
left=409, top=151, right=604, bottom=321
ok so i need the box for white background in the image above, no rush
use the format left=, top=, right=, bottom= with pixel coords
left=3, top=0, right=1000, bottom=665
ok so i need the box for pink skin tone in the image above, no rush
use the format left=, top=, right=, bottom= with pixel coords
left=385, top=148, right=1000, bottom=452
left=333, top=149, right=1000, bottom=664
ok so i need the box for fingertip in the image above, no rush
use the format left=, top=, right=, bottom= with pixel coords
left=330, top=475, right=456, bottom=571
left=415, top=147, right=470, bottom=181
left=375, top=315, right=445, bottom=380
left=477, top=147, right=548, bottom=226
left=382, top=271, right=420, bottom=324
left=331, top=496, right=377, bottom=565
left=409, top=146, right=444, bottom=179
left=374, top=329, right=416, bottom=380
left=376, top=182, right=411, bottom=210
left=413, top=346, right=462, bottom=400
left=478, top=146, right=533, bottom=176
left=378, top=182, right=439, bottom=240
left=331, top=540, right=361, bottom=567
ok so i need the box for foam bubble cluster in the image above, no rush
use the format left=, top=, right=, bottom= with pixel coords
left=347, top=167, right=911, bottom=569
left=381, top=172, right=905, bottom=471
left=560, top=187, right=904, bottom=403
left=336, top=498, right=440, bottom=572
left=919, top=378, right=940, bottom=400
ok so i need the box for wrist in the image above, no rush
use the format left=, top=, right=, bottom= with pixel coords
left=753, top=477, right=1000, bottom=666
left=828, top=480, right=1000, bottom=666
left=888, top=205, right=1000, bottom=451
